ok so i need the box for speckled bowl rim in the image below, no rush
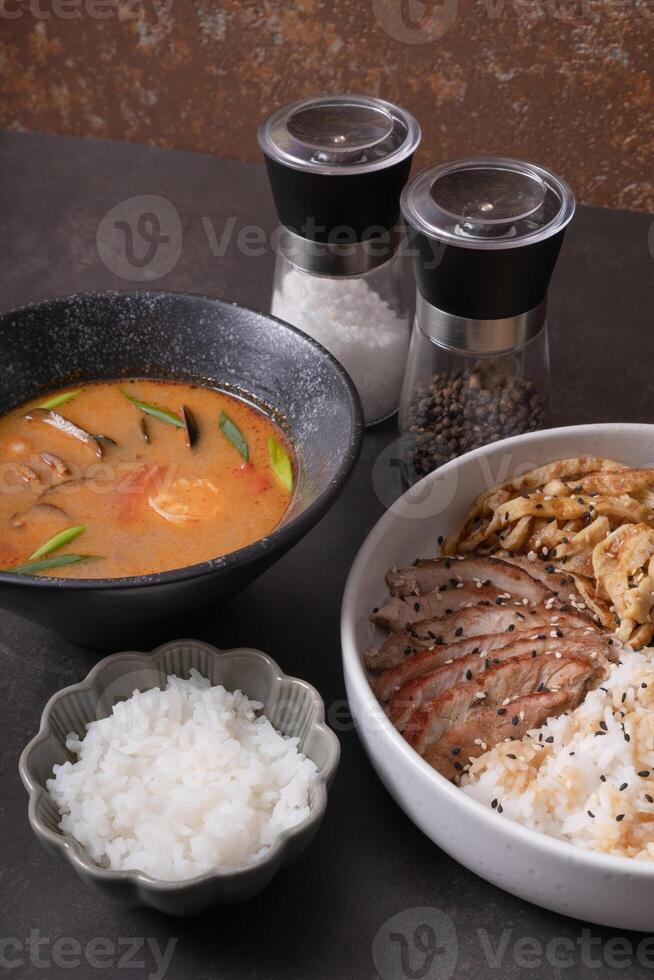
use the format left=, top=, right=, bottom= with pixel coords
left=19, top=638, right=341, bottom=891
left=341, top=422, right=654, bottom=879
left=0, top=289, right=364, bottom=590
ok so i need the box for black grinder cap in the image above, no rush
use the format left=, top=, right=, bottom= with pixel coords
left=258, top=94, right=421, bottom=243
left=401, top=157, right=576, bottom=320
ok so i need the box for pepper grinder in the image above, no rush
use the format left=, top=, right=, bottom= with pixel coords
left=258, top=94, right=421, bottom=425
left=398, top=156, right=576, bottom=481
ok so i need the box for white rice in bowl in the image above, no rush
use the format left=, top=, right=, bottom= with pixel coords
left=462, top=648, right=654, bottom=860
left=47, top=670, right=317, bottom=881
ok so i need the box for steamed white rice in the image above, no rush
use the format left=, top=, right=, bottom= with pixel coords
left=462, top=648, right=654, bottom=860
left=47, top=670, right=317, bottom=881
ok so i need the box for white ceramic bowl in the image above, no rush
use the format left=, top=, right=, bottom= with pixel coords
left=342, top=423, right=654, bottom=931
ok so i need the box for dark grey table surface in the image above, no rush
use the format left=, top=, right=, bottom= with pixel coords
left=1, top=129, right=654, bottom=980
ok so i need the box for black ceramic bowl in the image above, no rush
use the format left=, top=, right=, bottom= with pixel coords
left=0, top=291, right=363, bottom=649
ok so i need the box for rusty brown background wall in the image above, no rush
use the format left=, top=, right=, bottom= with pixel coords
left=1, top=0, right=652, bottom=211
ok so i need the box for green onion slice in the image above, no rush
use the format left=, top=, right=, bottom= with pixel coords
left=123, top=393, right=185, bottom=429
left=8, top=555, right=96, bottom=576
left=37, top=390, right=82, bottom=411
left=219, top=412, right=249, bottom=461
left=28, top=524, right=86, bottom=561
left=268, top=437, right=293, bottom=493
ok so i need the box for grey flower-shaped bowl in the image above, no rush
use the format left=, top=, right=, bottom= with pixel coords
left=19, top=639, right=340, bottom=916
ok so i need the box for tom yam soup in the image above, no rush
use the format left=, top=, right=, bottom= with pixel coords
left=0, top=380, right=294, bottom=578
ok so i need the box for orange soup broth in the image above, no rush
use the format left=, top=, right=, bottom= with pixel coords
left=0, top=380, right=293, bottom=578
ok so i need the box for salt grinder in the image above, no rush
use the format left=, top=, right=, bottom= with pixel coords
left=398, top=156, right=576, bottom=481
left=258, top=95, right=421, bottom=425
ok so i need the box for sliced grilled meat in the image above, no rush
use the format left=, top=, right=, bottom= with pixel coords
left=365, top=602, right=599, bottom=671
left=494, top=553, right=572, bottom=595
left=372, top=582, right=529, bottom=632
left=388, top=633, right=610, bottom=730
left=404, top=651, right=602, bottom=756
left=387, top=556, right=551, bottom=604
left=425, top=688, right=577, bottom=782
left=372, top=631, right=535, bottom=699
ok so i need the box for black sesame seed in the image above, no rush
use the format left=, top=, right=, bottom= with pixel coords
left=497, top=708, right=507, bottom=715
left=465, top=670, right=473, bottom=680
left=545, top=736, right=554, bottom=743
left=438, top=536, right=444, bottom=545
left=588, top=810, right=595, bottom=818
left=506, top=624, right=515, bottom=632
left=445, top=609, right=453, bottom=615
left=491, top=798, right=498, bottom=809
left=455, top=627, right=463, bottom=637
left=438, top=584, right=448, bottom=592
left=639, top=771, right=650, bottom=778
left=616, top=814, right=625, bottom=822
left=451, top=746, right=461, bottom=755
left=620, top=783, right=628, bottom=791
left=507, top=753, right=517, bottom=759
left=599, top=721, right=608, bottom=731
left=497, top=804, right=504, bottom=813
left=511, top=716, right=519, bottom=726
left=647, top=795, right=654, bottom=804
left=414, top=601, right=420, bottom=612
left=600, top=774, right=607, bottom=782
left=625, top=733, right=631, bottom=742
